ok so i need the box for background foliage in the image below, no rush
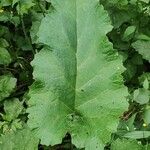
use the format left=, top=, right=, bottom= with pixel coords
left=0, top=0, right=149, bottom=149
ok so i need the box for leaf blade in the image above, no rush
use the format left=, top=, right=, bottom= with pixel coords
left=28, top=0, right=128, bottom=148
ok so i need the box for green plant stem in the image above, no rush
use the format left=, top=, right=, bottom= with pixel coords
left=0, top=67, right=18, bottom=73
left=20, top=15, right=35, bottom=54
left=18, top=1, right=35, bottom=54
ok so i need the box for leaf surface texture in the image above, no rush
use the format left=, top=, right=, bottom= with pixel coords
left=27, top=0, right=128, bottom=149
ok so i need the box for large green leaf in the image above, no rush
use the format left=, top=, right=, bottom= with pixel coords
left=3, top=98, right=23, bottom=121
left=132, top=40, right=150, bottom=62
left=0, top=47, right=11, bottom=65
left=0, top=75, right=16, bottom=101
left=100, top=0, right=128, bottom=6
left=0, top=0, right=11, bottom=7
left=14, top=0, right=35, bottom=14
left=124, top=131, right=150, bottom=139
left=27, top=0, right=128, bottom=149
left=111, top=139, right=144, bottom=150
left=0, top=128, right=39, bottom=150
left=133, top=88, right=150, bottom=104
